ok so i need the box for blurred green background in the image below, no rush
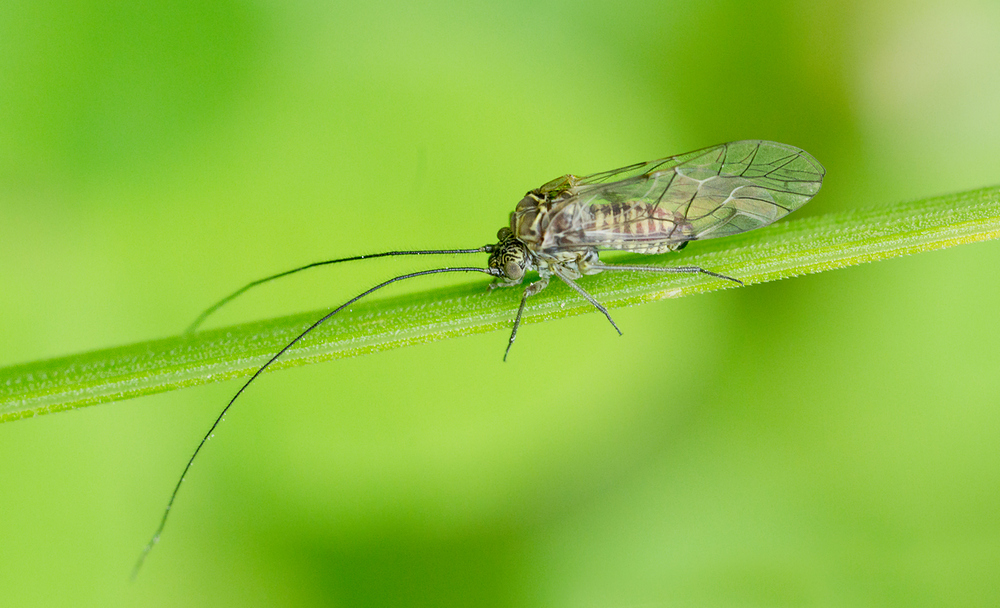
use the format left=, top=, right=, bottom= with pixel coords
left=2, top=0, right=1000, bottom=605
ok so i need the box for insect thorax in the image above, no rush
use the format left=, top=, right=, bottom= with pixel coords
left=510, top=190, right=553, bottom=249
left=499, top=190, right=601, bottom=280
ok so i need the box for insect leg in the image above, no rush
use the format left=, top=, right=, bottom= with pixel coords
left=503, top=277, right=549, bottom=361
left=586, top=263, right=743, bottom=286
left=552, top=270, right=623, bottom=337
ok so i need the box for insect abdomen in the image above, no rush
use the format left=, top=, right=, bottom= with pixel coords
left=583, top=201, right=688, bottom=253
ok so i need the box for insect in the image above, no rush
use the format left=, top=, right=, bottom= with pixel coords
left=133, top=140, right=824, bottom=575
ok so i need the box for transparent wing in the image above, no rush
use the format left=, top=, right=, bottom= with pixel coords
left=577, top=145, right=724, bottom=187
left=537, top=140, right=825, bottom=253
left=535, top=148, right=700, bottom=197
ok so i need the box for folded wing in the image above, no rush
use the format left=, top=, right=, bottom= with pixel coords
left=537, top=140, right=825, bottom=254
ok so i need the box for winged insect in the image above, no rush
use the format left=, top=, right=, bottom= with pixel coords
left=133, top=140, right=824, bottom=576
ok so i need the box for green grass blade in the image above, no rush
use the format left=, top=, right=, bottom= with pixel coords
left=3, top=185, right=999, bottom=423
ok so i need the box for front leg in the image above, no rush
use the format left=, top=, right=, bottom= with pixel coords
left=488, top=277, right=522, bottom=292
left=503, top=276, right=549, bottom=361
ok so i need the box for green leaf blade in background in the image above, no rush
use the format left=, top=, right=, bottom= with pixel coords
left=6, top=1, right=1000, bottom=604
left=2, top=184, right=998, bottom=423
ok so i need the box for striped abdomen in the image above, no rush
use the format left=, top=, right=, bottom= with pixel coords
left=534, top=200, right=693, bottom=254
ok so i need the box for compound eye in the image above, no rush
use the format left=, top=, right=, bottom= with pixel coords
left=496, top=227, right=512, bottom=241
left=504, top=260, right=524, bottom=282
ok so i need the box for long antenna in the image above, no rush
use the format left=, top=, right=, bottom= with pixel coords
left=134, top=265, right=501, bottom=579
left=185, top=247, right=490, bottom=334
